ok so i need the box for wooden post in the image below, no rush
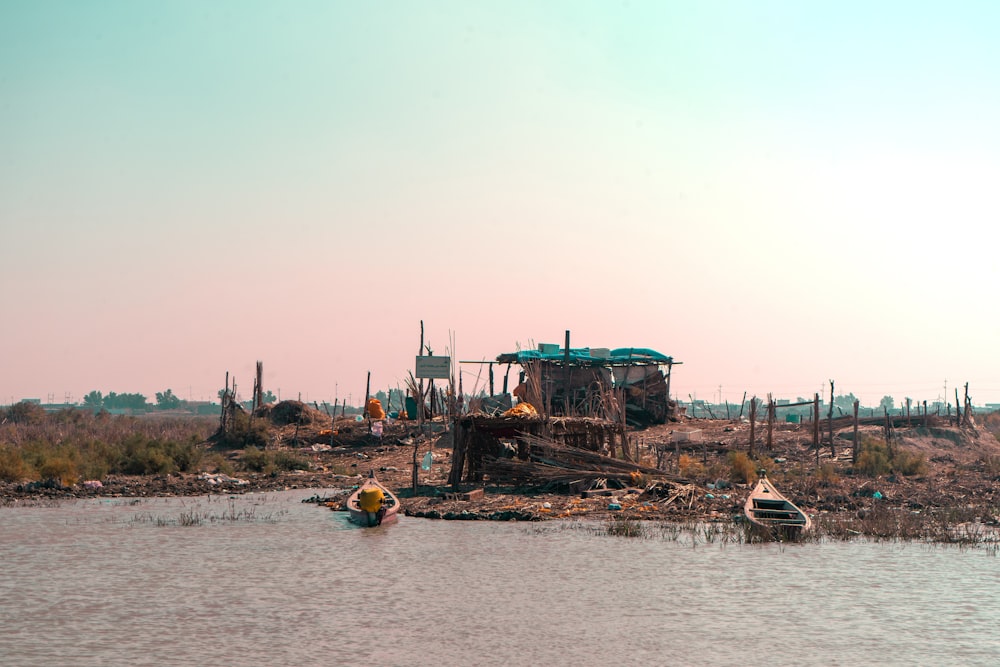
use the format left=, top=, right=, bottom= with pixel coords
left=766, top=393, right=774, bottom=451
left=813, top=393, right=820, bottom=467
left=255, top=361, right=263, bottom=411
left=412, top=440, right=420, bottom=493
left=738, top=391, right=747, bottom=420
left=418, top=321, right=425, bottom=430
left=852, top=400, right=860, bottom=465
left=489, top=362, right=494, bottom=397
left=563, top=330, right=571, bottom=416
left=884, top=407, right=893, bottom=458
left=363, top=371, right=371, bottom=420
left=748, top=397, right=756, bottom=457
left=828, top=380, right=836, bottom=457
left=964, top=382, right=971, bottom=426
left=220, top=371, right=230, bottom=433
left=954, top=388, right=961, bottom=426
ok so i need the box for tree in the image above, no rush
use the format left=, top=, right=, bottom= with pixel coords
left=83, top=391, right=103, bottom=409
left=261, top=390, right=276, bottom=404
left=879, top=395, right=895, bottom=412
left=104, top=392, right=148, bottom=411
left=155, top=389, right=182, bottom=410
left=834, top=393, right=859, bottom=411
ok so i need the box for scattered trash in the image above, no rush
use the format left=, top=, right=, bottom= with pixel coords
left=706, top=493, right=715, bottom=499
left=197, top=473, right=248, bottom=486
left=608, top=502, right=622, bottom=511
left=82, top=480, right=103, bottom=490
left=421, top=451, right=433, bottom=471
left=873, top=491, right=883, bottom=500
left=542, top=502, right=552, bottom=509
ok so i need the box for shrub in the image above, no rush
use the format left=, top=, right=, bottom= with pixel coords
left=853, top=436, right=925, bottom=477
left=0, top=446, right=32, bottom=482
left=678, top=454, right=705, bottom=479
left=816, top=462, right=839, bottom=484
left=855, top=437, right=891, bottom=476
left=39, top=456, right=78, bottom=487
left=892, top=448, right=928, bottom=476
left=213, top=412, right=270, bottom=450
left=200, top=453, right=235, bottom=476
left=272, top=450, right=310, bottom=472
left=728, top=451, right=757, bottom=484
left=5, top=401, right=46, bottom=424
left=239, top=447, right=311, bottom=474
left=241, top=446, right=270, bottom=473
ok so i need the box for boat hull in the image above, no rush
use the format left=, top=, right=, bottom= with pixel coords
left=742, top=476, right=811, bottom=541
left=345, top=475, right=400, bottom=527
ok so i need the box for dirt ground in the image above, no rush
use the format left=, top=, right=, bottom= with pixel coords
left=8, top=408, right=1000, bottom=535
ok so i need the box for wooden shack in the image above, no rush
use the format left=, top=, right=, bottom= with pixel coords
left=447, top=414, right=624, bottom=486
left=494, top=344, right=680, bottom=426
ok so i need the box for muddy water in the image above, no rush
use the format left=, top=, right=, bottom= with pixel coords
left=1, top=491, right=998, bottom=666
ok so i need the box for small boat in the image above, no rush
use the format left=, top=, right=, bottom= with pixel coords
left=743, top=474, right=811, bottom=541
left=346, top=471, right=400, bottom=527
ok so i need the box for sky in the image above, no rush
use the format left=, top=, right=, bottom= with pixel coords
left=2, top=1, right=999, bottom=409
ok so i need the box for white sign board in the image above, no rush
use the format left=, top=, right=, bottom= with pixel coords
left=415, top=355, right=451, bottom=379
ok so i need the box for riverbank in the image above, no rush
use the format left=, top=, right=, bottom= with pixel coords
left=5, top=412, right=1000, bottom=543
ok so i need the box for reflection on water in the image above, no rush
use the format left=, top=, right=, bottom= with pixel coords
left=2, top=490, right=999, bottom=667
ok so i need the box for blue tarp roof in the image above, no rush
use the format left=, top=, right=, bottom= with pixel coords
left=496, top=347, right=673, bottom=366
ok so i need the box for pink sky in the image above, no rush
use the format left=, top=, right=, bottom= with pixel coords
left=3, top=3, right=999, bottom=408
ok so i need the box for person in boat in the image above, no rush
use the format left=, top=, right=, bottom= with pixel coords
left=358, top=476, right=387, bottom=525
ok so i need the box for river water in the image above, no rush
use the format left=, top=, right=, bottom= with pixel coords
left=2, top=489, right=998, bottom=667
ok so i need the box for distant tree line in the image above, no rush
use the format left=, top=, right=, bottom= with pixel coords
left=82, top=389, right=207, bottom=411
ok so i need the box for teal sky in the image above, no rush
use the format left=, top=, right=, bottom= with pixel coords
left=2, top=1, right=999, bottom=407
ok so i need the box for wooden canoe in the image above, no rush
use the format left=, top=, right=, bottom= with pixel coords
left=346, top=471, right=400, bottom=527
left=743, top=475, right=811, bottom=541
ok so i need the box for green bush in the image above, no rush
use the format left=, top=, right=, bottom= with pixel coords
left=272, top=450, right=310, bottom=472
left=39, top=456, right=78, bottom=487
left=213, top=412, right=270, bottom=450
left=855, top=437, right=891, bottom=476
left=241, top=446, right=269, bottom=473
left=0, top=446, right=33, bottom=482
left=728, top=451, right=758, bottom=484
left=853, top=436, right=926, bottom=477
left=892, top=448, right=928, bottom=476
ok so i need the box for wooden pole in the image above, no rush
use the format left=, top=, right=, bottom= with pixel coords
left=964, top=382, right=971, bottom=426
left=766, top=393, right=773, bottom=450
left=563, top=330, right=571, bottom=416
left=363, top=371, right=371, bottom=420
left=255, top=361, right=263, bottom=411
left=418, top=321, right=425, bottom=429
left=748, top=397, right=756, bottom=457
left=852, top=399, right=860, bottom=465
left=828, top=380, right=836, bottom=457
left=955, top=388, right=962, bottom=426
left=813, top=393, right=820, bottom=467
